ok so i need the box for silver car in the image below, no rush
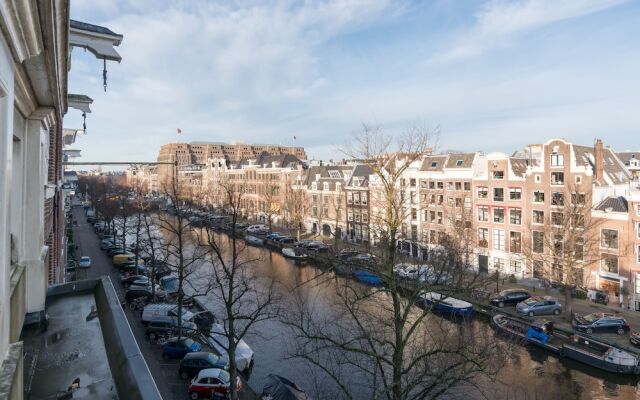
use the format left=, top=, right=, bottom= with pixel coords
left=516, top=296, right=562, bottom=317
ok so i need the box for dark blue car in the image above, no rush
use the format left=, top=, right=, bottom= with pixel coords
left=162, top=337, right=202, bottom=360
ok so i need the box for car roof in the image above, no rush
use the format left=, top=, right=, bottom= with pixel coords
left=81, top=256, right=90, bottom=259
left=183, top=352, right=214, bottom=360
left=196, top=368, right=225, bottom=379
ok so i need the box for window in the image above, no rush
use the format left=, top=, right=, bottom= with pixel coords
left=437, top=195, right=443, bottom=204
left=637, top=222, right=640, bottom=239
left=571, top=193, right=586, bottom=205
left=601, top=254, right=619, bottom=274
left=312, top=207, right=318, bottom=217
left=493, top=171, right=504, bottom=180
left=410, top=178, right=416, bottom=187
left=493, top=188, right=504, bottom=202
left=551, top=172, right=564, bottom=185
left=551, top=192, right=564, bottom=206
left=637, top=245, right=640, bottom=263
left=477, top=187, right=488, bottom=199
left=533, top=191, right=545, bottom=203
left=464, top=182, right=471, bottom=191
left=455, top=198, right=463, bottom=208
left=411, top=225, right=418, bottom=240
left=510, top=208, right=522, bottom=225
left=347, top=192, right=353, bottom=204
left=493, top=207, right=505, bottom=223
left=437, top=182, right=444, bottom=189
left=551, top=154, right=564, bottom=167
left=430, top=211, right=436, bottom=222
left=601, top=229, right=619, bottom=249
left=533, top=210, right=544, bottom=224
left=551, top=212, right=564, bottom=226
left=533, top=231, right=545, bottom=253
left=478, top=206, right=489, bottom=222
left=455, top=182, right=462, bottom=190
left=575, top=238, right=584, bottom=261
left=328, top=170, right=341, bottom=179
left=510, top=232, right=522, bottom=253
left=478, top=228, right=489, bottom=248
left=575, top=176, right=582, bottom=184
left=494, top=258, right=505, bottom=272
left=311, top=182, right=317, bottom=190
left=637, top=204, right=640, bottom=216
left=509, top=188, right=522, bottom=200
left=493, top=229, right=505, bottom=251
left=456, top=159, right=463, bottom=167
left=553, top=234, right=563, bottom=256
left=436, top=212, right=443, bottom=224
left=431, top=161, right=438, bottom=168
left=511, top=260, right=522, bottom=273
left=347, top=210, right=353, bottom=221
left=429, top=181, right=435, bottom=189
left=323, top=195, right=329, bottom=204
left=323, top=182, right=330, bottom=191
left=447, top=182, right=454, bottom=190
left=411, top=208, right=417, bottom=220
left=361, top=193, right=367, bottom=205
left=535, top=174, right=541, bottom=183
left=336, top=182, right=342, bottom=192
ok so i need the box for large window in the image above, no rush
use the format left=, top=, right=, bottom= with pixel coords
left=478, top=206, right=489, bottom=222
left=493, top=188, right=504, bottom=202
left=493, top=207, right=505, bottom=223
left=510, top=231, right=522, bottom=253
left=510, top=208, right=522, bottom=225
left=551, top=172, right=565, bottom=185
left=494, top=258, right=505, bottom=272
left=493, top=229, right=505, bottom=251
left=533, top=210, right=544, bottom=224
left=575, top=238, right=584, bottom=261
left=477, top=187, right=488, bottom=198
left=637, top=245, right=640, bottom=263
left=571, top=193, right=586, bottom=205
left=509, top=188, right=522, bottom=200
left=511, top=260, right=522, bottom=273
left=551, top=154, right=564, bottom=167
left=533, top=231, right=544, bottom=253
left=551, top=211, right=564, bottom=226
left=533, top=191, right=545, bottom=203
left=551, top=192, right=564, bottom=206
left=493, top=171, right=504, bottom=180
left=553, top=234, right=564, bottom=256
left=478, top=228, right=489, bottom=248
left=601, top=229, right=619, bottom=249
left=601, top=254, right=619, bottom=274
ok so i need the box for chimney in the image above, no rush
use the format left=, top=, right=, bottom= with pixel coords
left=594, top=138, right=604, bottom=184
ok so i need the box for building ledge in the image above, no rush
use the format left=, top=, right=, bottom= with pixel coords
left=69, top=20, right=123, bottom=62
left=68, top=93, right=93, bottom=113
left=0, top=342, right=23, bottom=400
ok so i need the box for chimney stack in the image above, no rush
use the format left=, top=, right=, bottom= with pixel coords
left=594, top=138, right=604, bottom=184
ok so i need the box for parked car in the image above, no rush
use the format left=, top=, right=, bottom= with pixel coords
left=119, top=263, right=148, bottom=275
left=516, top=296, right=562, bottom=317
left=78, top=256, right=91, bottom=268
left=142, top=303, right=194, bottom=325
left=124, top=276, right=150, bottom=289
left=145, top=316, right=197, bottom=341
left=120, top=274, right=148, bottom=286
left=113, top=253, right=136, bottom=266
left=100, top=240, right=115, bottom=250
left=124, top=287, right=153, bottom=304
left=188, top=368, right=241, bottom=399
left=265, top=232, right=283, bottom=240
left=205, top=324, right=254, bottom=372
left=347, top=253, right=377, bottom=264
left=162, top=337, right=202, bottom=360
left=160, top=275, right=179, bottom=295
left=337, top=249, right=359, bottom=260
left=274, top=236, right=295, bottom=244
left=179, top=352, right=229, bottom=379
left=573, top=313, right=630, bottom=335
left=490, top=289, right=530, bottom=308
left=246, top=224, right=268, bottom=233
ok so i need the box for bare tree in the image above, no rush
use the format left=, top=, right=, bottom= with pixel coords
left=282, top=124, right=508, bottom=399
left=260, top=180, right=281, bottom=231
left=283, top=177, right=309, bottom=240
left=522, top=185, right=620, bottom=316
left=198, top=179, right=279, bottom=400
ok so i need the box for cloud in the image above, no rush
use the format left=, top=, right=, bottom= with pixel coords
left=428, top=0, right=629, bottom=64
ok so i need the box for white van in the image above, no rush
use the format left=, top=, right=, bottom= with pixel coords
left=141, top=303, right=194, bottom=325
left=246, top=224, right=268, bottom=233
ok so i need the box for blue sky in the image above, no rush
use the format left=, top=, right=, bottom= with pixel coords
left=66, top=0, right=640, bottom=166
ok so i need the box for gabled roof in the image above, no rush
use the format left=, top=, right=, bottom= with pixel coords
left=594, top=196, right=628, bottom=213
left=420, top=155, right=447, bottom=171
left=444, top=153, right=476, bottom=169
left=617, top=152, right=640, bottom=165
left=510, top=158, right=537, bottom=177
left=347, top=164, right=374, bottom=187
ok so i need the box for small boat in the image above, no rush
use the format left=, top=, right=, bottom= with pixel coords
left=417, top=292, right=473, bottom=317
left=353, top=270, right=382, bottom=286
left=493, top=314, right=640, bottom=374
left=245, top=235, right=264, bottom=246
left=334, top=264, right=353, bottom=276
left=282, top=247, right=308, bottom=260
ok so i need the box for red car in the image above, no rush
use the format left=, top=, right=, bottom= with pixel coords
left=188, top=368, right=241, bottom=399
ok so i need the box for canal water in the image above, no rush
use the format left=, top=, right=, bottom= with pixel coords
left=181, top=233, right=640, bottom=400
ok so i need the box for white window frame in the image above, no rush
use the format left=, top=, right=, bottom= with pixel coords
left=493, top=229, right=505, bottom=251
left=551, top=154, right=564, bottom=167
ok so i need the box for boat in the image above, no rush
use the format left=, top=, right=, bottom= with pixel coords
left=334, top=264, right=353, bottom=276
left=417, top=292, right=473, bottom=317
left=245, top=235, right=264, bottom=246
left=492, top=314, right=640, bottom=374
left=353, top=270, right=382, bottom=286
left=282, top=247, right=308, bottom=260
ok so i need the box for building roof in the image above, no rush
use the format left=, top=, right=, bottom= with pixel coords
left=510, top=158, right=537, bottom=177
left=444, top=153, right=476, bottom=169
left=594, top=196, right=629, bottom=213
left=420, top=155, right=447, bottom=172
left=617, top=152, right=640, bottom=166
left=70, top=20, right=120, bottom=37
left=235, top=153, right=304, bottom=169
left=573, top=145, right=631, bottom=185
left=347, top=164, right=374, bottom=187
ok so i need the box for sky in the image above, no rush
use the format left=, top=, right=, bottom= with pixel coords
left=66, top=0, right=640, bottom=167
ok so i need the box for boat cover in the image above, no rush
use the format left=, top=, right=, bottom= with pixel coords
left=261, top=374, right=310, bottom=400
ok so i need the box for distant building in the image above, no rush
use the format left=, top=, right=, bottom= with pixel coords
left=617, top=151, right=640, bottom=180
left=156, top=142, right=307, bottom=187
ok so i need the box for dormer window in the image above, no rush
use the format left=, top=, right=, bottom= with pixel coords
left=311, top=182, right=317, bottom=190
left=431, top=161, right=438, bottom=168
left=323, top=182, right=329, bottom=191
left=456, top=160, right=463, bottom=167
left=492, top=171, right=504, bottom=180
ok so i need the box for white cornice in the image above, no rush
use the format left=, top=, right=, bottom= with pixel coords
left=0, top=0, right=43, bottom=63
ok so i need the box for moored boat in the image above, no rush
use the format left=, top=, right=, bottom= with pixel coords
left=245, top=235, right=264, bottom=246
left=282, top=247, right=308, bottom=260
left=353, top=270, right=382, bottom=286
left=492, top=314, right=640, bottom=374
left=417, top=292, right=473, bottom=317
